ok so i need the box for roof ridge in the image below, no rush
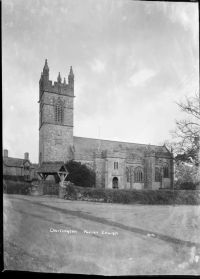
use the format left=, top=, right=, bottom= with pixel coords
left=73, top=136, right=164, bottom=148
left=4, top=157, right=24, bottom=160
left=41, top=161, right=64, bottom=164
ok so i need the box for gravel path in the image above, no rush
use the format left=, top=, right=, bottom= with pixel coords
left=3, top=194, right=200, bottom=275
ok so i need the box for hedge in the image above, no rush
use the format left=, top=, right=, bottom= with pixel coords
left=3, top=175, right=26, bottom=182
left=3, top=179, right=31, bottom=194
left=64, top=185, right=200, bottom=205
left=175, top=182, right=199, bottom=190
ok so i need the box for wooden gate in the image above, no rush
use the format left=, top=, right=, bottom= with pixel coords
left=43, top=183, right=59, bottom=195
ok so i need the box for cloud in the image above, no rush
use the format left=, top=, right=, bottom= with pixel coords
left=165, top=3, right=195, bottom=29
left=128, top=68, right=156, bottom=87
left=159, top=2, right=198, bottom=44
left=9, top=105, right=14, bottom=111
left=2, top=0, right=198, bottom=162
left=90, top=58, right=105, bottom=73
left=144, top=2, right=198, bottom=46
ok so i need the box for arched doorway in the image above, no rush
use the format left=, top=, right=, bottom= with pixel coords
left=112, top=177, right=118, bottom=189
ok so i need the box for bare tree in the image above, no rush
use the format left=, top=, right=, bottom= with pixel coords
left=173, top=93, right=200, bottom=167
left=166, top=93, right=200, bottom=185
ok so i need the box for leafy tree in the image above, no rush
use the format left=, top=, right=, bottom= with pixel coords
left=65, top=160, right=95, bottom=188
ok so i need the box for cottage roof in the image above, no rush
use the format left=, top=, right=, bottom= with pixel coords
left=3, top=157, right=34, bottom=168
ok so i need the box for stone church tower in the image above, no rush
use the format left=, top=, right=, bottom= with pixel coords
left=39, top=59, right=74, bottom=164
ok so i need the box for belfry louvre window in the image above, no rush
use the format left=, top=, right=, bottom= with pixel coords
left=55, top=103, right=64, bottom=123
left=163, top=163, right=169, bottom=178
left=114, top=162, right=118, bottom=169
left=134, top=167, right=143, bottom=182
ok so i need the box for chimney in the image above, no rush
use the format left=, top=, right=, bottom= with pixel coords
left=24, top=152, right=29, bottom=160
left=3, top=149, right=8, bottom=158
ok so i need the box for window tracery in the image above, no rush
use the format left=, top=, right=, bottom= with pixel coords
left=134, top=167, right=143, bottom=182
left=155, top=167, right=161, bottom=182
left=163, top=163, right=169, bottom=178
left=54, top=98, right=64, bottom=124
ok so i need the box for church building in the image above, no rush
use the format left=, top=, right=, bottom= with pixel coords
left=38, top=60, right=173, bottom=190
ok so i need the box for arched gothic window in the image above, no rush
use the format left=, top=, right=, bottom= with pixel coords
left=114, top=162, right=118, bottom=169
left=134, top=167, right=144, bottom=182
left=155, top=167, right=161, bottom=182
left=163, top=163, right=169, bottom=178
left=54, top=98, right=64, bottom=124
left=126, top=167, right=130, bottom=182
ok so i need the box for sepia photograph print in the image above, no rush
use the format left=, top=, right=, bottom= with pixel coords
left=2, top=0, right=200, bottom=275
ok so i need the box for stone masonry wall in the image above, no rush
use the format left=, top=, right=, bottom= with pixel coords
left=39, top=90, right=74, bottom=163
left=3, top=166, right=22, bottom=176
left=144, top=155, right=155, bottom=189
left=73, top=137, right=173, bottom=189
left=106, top=157, right=126, bottom=189
left=41, top=91, right=73, bottom=127
left=40, top=124, right=73, bottom=162
left=94, top=158, right=105, bottom=188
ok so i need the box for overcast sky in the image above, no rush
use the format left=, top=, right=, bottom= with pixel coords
left=2, top=0, right=199, bottom=163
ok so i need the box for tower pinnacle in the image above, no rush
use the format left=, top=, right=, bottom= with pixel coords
left=69, top=66, right=74, bottom=77
left=57, top=72, right=62, bottom=83
left=43, top=59, right=49, bottom=72
left=68, top=66, right=74, bottom=88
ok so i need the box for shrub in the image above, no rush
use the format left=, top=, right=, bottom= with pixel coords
left=66, top=182, right=76, bottom=194
left=31, top=178, right=39, bottom=182
left=3, top=175, right=25, bottom=182
left=65, top=160, right=95, bottom=188
left=4, top=179, right=31, bottom=194
left=178, top=182, right=197, bottom=190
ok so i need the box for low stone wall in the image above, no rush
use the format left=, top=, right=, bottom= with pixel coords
left=58, top=185, right=66, bottom=198
left=30, top=180, right=44, bottom=196
left=30, top=180, right=59, bottom=196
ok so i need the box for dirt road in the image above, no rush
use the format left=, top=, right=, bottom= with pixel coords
left=3, top=194, right=200, bottom=275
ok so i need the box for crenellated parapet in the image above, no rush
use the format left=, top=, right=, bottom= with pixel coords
left=39, top=59, right=74, bottom=101
left=40, top=79, right=73, bottom=96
